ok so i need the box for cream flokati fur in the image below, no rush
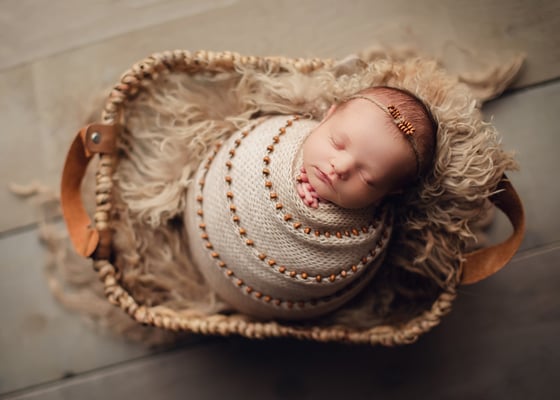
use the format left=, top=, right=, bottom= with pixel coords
left=105, top=55, right=518, bottom=332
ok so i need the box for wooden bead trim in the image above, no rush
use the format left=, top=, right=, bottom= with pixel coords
left=259, top=116, right=390, bottom=281
left=194, top=117, right=391, bottom=309
left=224, top=116, right=388, bottom=282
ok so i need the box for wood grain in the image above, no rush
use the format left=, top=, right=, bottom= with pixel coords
left=4, top=246, right=559, bottom=399
left=0, top=0, right=236, bottom=70
left=1, top=0, right=559, bottom=87
left=0, top=2, right=559, bottom=396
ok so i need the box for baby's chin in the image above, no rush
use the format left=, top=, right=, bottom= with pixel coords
left=310, top=185, right=347, bottom=208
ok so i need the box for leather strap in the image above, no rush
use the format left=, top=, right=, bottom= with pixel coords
left=461, top=175, right=525, bottom=284
left=60, top=124, right=118, bottom=258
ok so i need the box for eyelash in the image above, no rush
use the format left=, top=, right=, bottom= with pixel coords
left=360, top=173, right=375, bottom=187
left=330, top=134, right=344, bottom=149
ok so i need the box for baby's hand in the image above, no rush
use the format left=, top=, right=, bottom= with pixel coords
left=297, top=167, right=320, bottom=208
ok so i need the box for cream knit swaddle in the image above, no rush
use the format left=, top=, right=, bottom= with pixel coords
left=185, top=115, right=393, bottom=319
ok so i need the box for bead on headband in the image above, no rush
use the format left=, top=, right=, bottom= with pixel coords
left=346, top=95, right=421, bottom=177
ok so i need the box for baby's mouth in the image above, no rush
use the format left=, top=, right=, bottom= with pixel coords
left=314, top=167, right=333, bottom=188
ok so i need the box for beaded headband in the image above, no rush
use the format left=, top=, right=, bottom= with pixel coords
left=346, top=95, right=421, bottom=177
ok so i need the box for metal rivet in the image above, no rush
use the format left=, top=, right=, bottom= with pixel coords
left=91, top=131, right=101, bottom=144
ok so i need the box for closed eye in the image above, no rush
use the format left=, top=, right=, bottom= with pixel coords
left=330, top=134, right=344, bottom=149
left=360, top=172, right=376, bottom=187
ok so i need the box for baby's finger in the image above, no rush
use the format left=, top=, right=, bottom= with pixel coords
left=296, top=184, right=306, bottom=198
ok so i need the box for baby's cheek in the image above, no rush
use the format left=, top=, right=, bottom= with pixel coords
left=347, top=187, right=381, bottom=209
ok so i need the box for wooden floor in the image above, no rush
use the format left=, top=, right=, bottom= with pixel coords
left=1, top=1, right=559, bottom=399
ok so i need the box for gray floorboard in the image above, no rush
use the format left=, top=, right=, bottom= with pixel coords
left=484, top=81, right=560, bottom=251
left=1, top=1, right=559, bottom=397
left=4, top=246, right=559, bottom=400
left=0, top=227, right=152, bottom=394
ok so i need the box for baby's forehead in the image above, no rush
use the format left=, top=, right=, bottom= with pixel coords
left=334, top=97, right=397, bottom=133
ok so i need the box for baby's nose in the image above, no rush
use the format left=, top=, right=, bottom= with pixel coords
left=332, top=155, right=354, bottom=179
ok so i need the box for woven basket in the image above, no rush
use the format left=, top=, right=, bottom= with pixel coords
left=60, top=50, right=525, bottom=346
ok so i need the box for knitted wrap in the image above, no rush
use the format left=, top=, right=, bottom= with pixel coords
left=185, top=115, right=393, bottom=319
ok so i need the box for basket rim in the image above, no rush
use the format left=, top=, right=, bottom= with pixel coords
left=92, top=49, right=457, bottom=346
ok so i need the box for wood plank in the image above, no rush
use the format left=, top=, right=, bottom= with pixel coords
left=5, top=246, right=559, bottom=399
left=2, top=0, right=559, bottom=87
left=483, top=82, right=560, bottom=251
left=0, top=0, right=236, bottom=70
left=0, top=65, right=53, bottom=234
left=0, top=227, right=154, bottom=394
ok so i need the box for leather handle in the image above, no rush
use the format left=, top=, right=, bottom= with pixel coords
left=461, top=175, right=526, bottom=284
left=60, top=124, right=118, bottom=258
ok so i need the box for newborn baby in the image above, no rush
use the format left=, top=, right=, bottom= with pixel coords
left=185, top=86, right=436, bottom=320
left=298, top=86, right=435, bottom=209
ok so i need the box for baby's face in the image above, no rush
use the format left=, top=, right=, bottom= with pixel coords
left=302, top=98, right=414, bottom=209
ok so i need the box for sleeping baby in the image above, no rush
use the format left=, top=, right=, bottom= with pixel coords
left=185, top=85, right=437, bottom=320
